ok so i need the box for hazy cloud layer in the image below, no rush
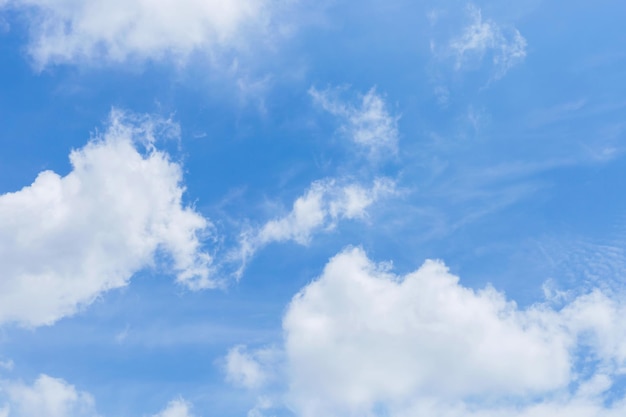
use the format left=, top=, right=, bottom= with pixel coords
left=1, top=0, right=278, bottom=68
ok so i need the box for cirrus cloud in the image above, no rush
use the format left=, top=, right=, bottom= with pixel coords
left=309, top=86, right=399, bottom=159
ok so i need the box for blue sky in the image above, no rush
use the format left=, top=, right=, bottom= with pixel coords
left=1, top=0, right=626, bottom=416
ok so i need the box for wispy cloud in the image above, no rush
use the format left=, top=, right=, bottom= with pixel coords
left=246, top=396, right=274, bottom=417
left=430, top=4, right=527, bottom=83
left=309, top=86, right=399, bottom=160
left=230, top=178, right=396, bottom=278
left=449, top=5, right=527, bottom=79
left=532, top=232, right=626, bottom=289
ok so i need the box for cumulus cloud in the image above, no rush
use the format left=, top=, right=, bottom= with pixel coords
left=0, top=110, right=214, bottom=327
left=309, top=86, right=399, bottom=159
left=281, top=247, right=626, bottom=417
left=152, top=399, right=195, bottom=417
left=2, top=374, right=98, bottom=417
left=448, top=5, right=527, bottom=78
left=232, top=178, right=395, bottom=277
left=0, top=0, right=274, bottom=68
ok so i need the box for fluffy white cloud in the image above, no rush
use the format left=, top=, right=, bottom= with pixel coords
left=309, top=86, right=399, bottom=159
left=152, top=399, right=195, bottom=417
left=0, top=0, right=274, bottom=68
left=2, top=374, right=98, bottom=417
left=281, top=247, right=626, bottom=417
left=0, top=110, right=214, bottom=327
left=232, top=178, right=395, bottom=277
left=448, top=5, right=527, bottom=78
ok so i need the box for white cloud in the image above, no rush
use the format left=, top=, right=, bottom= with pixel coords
left=1, top=376, right=193, bottom=417
left=232, top=178, right=395, bottom=277
left=447, top=5, right=527, bottom=79
left=226, top=345, right=268, bottom=389
left=281, top=247, right=626, bottom=417
left=0, top=110, right=214, bottom=327
left=223, top=85, right=400, bottom=278
left=309, top=86, right=399, bottom=159
left=152, top=399, right=194, bottom=417
left=2, top=374, right=98, bottom=417
left=257, top=179, right=394, bottom=245
left=0, top=0, right=275, bottom=68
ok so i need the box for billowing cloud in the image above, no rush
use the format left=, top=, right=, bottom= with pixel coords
left=281, top=247, right=626, bottom=417
left=0, top=0, right=274, bottom=68
left=0, top=110, right=214, bottom=327
left=2, top=374, right=98, bottom=417
left=232, top=178, right=395, bottom=277
left=448, top=5, right=527, bottom=78
left=309, top=86, right=399, bottom=159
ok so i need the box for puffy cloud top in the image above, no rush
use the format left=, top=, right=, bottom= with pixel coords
left=283, top=247, right=626, bottom=417
left=0, top=111, right=214, bottom=327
